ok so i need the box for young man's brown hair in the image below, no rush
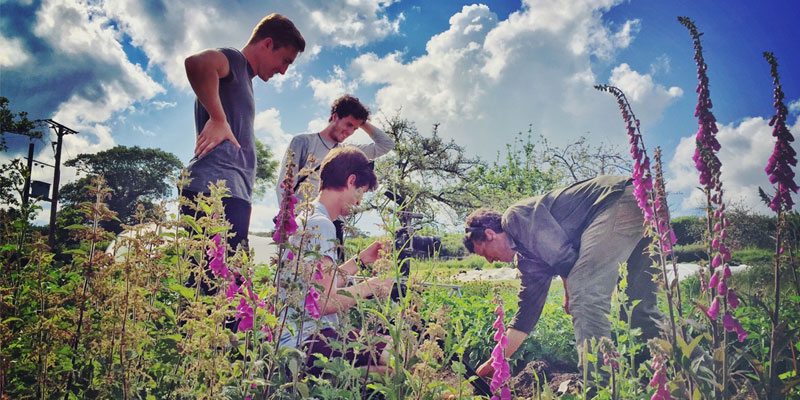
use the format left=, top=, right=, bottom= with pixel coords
left=319, top=147, right=378, bottom=191
left=463, top=208, right=504, bottom=252
left=248, top=13, right=306, bottom=51
left=329, top=94, right=370, bottom=123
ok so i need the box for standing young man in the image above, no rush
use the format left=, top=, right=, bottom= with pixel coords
left=182, top=14, right=304, bottom=263
left=462, top=175, right=665, bottom=376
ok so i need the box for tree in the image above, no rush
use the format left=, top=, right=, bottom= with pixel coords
left=535, top=133, right=631, bottom=184
left=467, top=130, right=562, bottom=211
left=253, top=137, right=279, bottom=200
left=60, top=146, right=183, bottom=233
left=0, top=96, right=41, bottom=151
left=365, top=114, right=482, bottom=225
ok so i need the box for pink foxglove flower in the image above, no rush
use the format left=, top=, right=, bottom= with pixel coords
left=207, top=234, right=230, bottom=279
left=734, top=318, right=748, bottom=342
left=707, top=297, right=719, bottom=319
left=313, top=261, right=324, bottom=280
left=305, top=286, right=321, bottom=319
left=489, top=300, right=511, bottom=396
left=727, top=290, right=739, bottom=309
left=763, top=52, right=798, bottom=212
left=236, top=297, right=254, bottom=331
left=273, top=174, right=299, bottom=243
left=723, top=313, right=735, bottom=332
left=708, top=272, right=719, bottom=291
left=717, top=279, right=728, bottom=296
left=262, top=325, right=273, bottom=342
left=226, top=281, right=241, bottom=302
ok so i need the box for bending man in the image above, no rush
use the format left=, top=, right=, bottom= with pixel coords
left=463, top=175, right=664, bottom=376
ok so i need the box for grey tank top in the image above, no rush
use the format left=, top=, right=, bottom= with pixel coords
left=186, top=48, right=256, bottom=202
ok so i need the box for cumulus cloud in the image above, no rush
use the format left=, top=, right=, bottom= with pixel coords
left=269, top=68, right=304, bottom=92
left=151, top=100, right=177, bottom=110
left=102, top=0, right=403, bottom=90
left=789, top=99, right=800, bottom=115
left=667, top=117, right=800, bottom=214
left=350, top=0, right=657, bottom=156
left=309, top=65, right=358, bottom=105
left=0, top=33, right=31, bottom=67
left=134, top=125, right=156, bottom=136
left=254, top=108, right=293, bottom=160
left=609, top=63, right=683, bottom=124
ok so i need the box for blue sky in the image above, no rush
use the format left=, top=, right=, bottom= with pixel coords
left=1, top=0, right=798, bottom=232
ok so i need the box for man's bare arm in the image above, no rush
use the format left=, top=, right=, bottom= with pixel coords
left=185, top=49, right=241, bottom=158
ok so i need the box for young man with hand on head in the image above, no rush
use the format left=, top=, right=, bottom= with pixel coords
left=278, top=146, right=394, bottom=375
left=276, top=94, right=395, bottom=262
left=276, top=95, right=395, bottom=202
left=462, top=175, right=665, bottom=377
left=182, top=14, right=305, bottom=262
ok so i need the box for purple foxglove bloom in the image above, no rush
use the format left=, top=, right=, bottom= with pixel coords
left=494, top=304, right=504, bottom=316
left=717, top=279, right=728, bottom=296
left=734, top=318, right=748, bottom=342
left=493, top=314, right=504, bottom=330
left=711, top=237, right=719, bottom=249
left=305, top=286, right=321, bottom=319
left=727, top=290, right=739, bottom=309
left=712, top=254, right=722, bottom=268
left=709, top=272, right=719, bottom=290
left=286, top=250, right=294, bottom=260
left=723, top=266, right=732, bottom=279
left=236, top=297, right=254, bottom=331
left=723, top=313, right=735, bottom=332
left=226, top=281, right=240, bottom=302
left=707, top=298, right=719, bottom=319
left=313, top=261, right=324, bottom=280
left=262, top=324, right=273, bottom=342
left=500, top=386, right=511, bottom=400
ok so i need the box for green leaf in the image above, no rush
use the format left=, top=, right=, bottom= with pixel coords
left=181, top=215, right=201, bottom=235
left=296, top=381, right=309, bottom=398
left=64, top=223, right=87, bottom=230
left=169, top=283, right=195, bottom=300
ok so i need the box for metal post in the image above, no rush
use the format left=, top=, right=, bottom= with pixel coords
left=41, top=119, right=77, bottom=249
left=22, top=142, right=34, bottom=206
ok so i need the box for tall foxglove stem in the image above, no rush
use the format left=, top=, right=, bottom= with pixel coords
left=763, top=51, right=797, bottom=395
left=594, top=85, right=682, bottom=348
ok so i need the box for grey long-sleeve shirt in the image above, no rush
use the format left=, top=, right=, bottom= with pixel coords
left=275, top=127, right=395, bottom=201
left=503, top=175, right=631, bottom=334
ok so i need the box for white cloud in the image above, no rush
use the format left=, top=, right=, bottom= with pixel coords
left=351, top=0, right=651, bottom=156
left=103, top=0, right=403, bottom=90
left=134, top=125, right=156, bottom=136
left=249, top=202, right=280, bottom=232
left=151, top=100, right=177, bottom=110
left=789, top=99, right=800, bottom=115
left=309, top=65, right=357, bottom=105
left=307, top=117, right=329, bottom=133
left=609, top=63, right=683, bottom=124
left=667, top=117, right=800, bottom=214
left=269, top=68, right=303, bottom=92
left=254, top=108, right=293, bottom=157
left=650, top=54, right=671, bottom=75
left=0, top=33, right=31, bottom=67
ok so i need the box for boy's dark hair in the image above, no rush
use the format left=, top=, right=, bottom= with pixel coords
left=319, top=147, right=378, bottom=191
left=329, top=95, right=370, bottom=123
left=462, top=208, right=503, bottom=253
left=249, top=14, right=306, bottom=52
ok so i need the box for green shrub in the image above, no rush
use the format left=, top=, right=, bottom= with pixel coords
left=672, top=243, right=708, bottom=263
left=671, top=215, right=705, bottom=245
